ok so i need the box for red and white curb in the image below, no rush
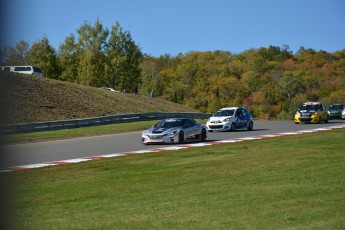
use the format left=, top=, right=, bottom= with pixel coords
left=2, top=124, right=345, bottom=173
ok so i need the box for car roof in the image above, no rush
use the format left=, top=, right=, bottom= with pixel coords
left=218, top=107, right=240, bottom=110
left=303, top=102, right=321, bottom=105
left=163, top=118, right=192, bottom=122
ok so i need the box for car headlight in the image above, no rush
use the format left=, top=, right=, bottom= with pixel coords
left=142, top=130, right=148, bottom=136
left=223, top=118, right=231, bottom=122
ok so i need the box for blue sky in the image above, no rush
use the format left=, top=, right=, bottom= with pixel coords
left=2, top=0, right=345, bottom=56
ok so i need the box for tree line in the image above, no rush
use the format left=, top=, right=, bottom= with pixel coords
left=1, top=20, right=344, bottom=119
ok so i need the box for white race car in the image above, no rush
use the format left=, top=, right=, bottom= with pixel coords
left=142, top=118, right=207, bottom=144
left=206, top=107, right=254, bottom=132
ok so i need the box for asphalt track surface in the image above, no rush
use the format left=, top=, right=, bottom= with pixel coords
left=2, top=119, right=345, bottom=169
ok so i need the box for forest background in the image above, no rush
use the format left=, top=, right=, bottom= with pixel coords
left=1, top=20, right=344, bottom=120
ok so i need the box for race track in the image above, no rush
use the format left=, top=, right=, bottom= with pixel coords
left=2, top=120, right=345, bottom=170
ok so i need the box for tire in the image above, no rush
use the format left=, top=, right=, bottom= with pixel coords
left=201, top=129, right=207, bottom=142
left=295, top=122, right=299, bottom=124
left=230, top=123, right=236, bottom=131
left=178, top=131, right=184, bottom=144
left=247, top=121, right=253, bottom=131
left=325, top=115, right=329, bottom=123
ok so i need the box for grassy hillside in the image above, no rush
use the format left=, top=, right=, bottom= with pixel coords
left=0, top=73, right=198, bottom=124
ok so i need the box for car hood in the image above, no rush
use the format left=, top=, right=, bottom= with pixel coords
left=145, top=127, right=180, bottom=134
left=209, top=116, right=232, bottom=121
left=329, top=109, right=341, bottom=113
left=299, top=109, right=316, bottom=113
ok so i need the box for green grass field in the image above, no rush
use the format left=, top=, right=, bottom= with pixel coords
left=2, top=128, right=345, bottom=229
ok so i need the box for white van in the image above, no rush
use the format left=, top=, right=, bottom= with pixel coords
left=0, top=65, right=44, bottom=77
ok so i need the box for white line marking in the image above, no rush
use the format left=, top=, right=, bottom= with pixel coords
left=155, top=146, right=189, bottom=151
left=258, top=134, right=280, bottom=137
left=277, top=132, right=300, bottom=135
left=97, top=153, right=126, bottom=158
left=56, top=158, right=91, bottom=163
left=215, top=139, right=241, bottom=143
left=16, top=163, right=56, bottom=169
left=183, top=143, right=213, bottom=147
left=236, top=137, right=261, bottom=141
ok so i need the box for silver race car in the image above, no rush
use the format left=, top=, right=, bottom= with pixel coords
left=142, top=118, right=207, bottom=144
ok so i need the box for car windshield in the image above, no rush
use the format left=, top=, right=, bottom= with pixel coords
left=213, top=109, right=235, bottom=117
left=300, top=104, right=319, bottom=111
left=330, top=104, right=343, bottom=110
left=154, top=120, right=183, bottom=128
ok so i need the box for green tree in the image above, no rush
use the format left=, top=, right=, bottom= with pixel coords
left=139, top=55, right=160, bottom=95
left=276, top=75, right=304, bottom=101
left=28, top=37, right=60, bottom=79
left=75, top=19, right=109, bottom=86
left=58, top=34, right=79, bottom=82
left=105, top=21, right=142, bottom=92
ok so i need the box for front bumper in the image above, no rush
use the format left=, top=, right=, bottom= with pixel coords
left=328, top=113, right=341, bottom=119
left=295, top=114, right=319, bottom=123
left=206, top=122, right=231, bottom=131
left=142, top=133, right=178, bottom=144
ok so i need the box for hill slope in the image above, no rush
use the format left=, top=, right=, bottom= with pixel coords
left=0, top=73, right=198, bottom=124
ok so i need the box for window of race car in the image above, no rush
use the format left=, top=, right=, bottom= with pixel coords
left=213, top=109, right=235, bottom=117
left=154, top=119, right=195, bottom=128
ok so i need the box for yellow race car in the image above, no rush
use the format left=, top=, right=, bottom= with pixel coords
left=295, top=102, right=329, bottom=124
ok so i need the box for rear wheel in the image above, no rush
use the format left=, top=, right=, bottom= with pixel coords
left=178, top=131, right=184, bottom=144
left=247, top=121, right=253, bottom=131
left=230, top=123, right=236, bottom=131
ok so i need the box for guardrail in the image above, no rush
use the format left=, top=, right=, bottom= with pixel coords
left=1, top=112, right=212, bottom=134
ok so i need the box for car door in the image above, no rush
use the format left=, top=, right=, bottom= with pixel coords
left=241, top=108, right=250, bottom=127
left=183, top=119, right=195, bottom=138
left=235, top=108, right=244, bottom=129
left=321, top=104, right=328, bottom=120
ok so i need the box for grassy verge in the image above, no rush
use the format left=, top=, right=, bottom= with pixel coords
left=2, top=128, right=345, bottom=229
left=5, top=119, right=207, bottom=144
